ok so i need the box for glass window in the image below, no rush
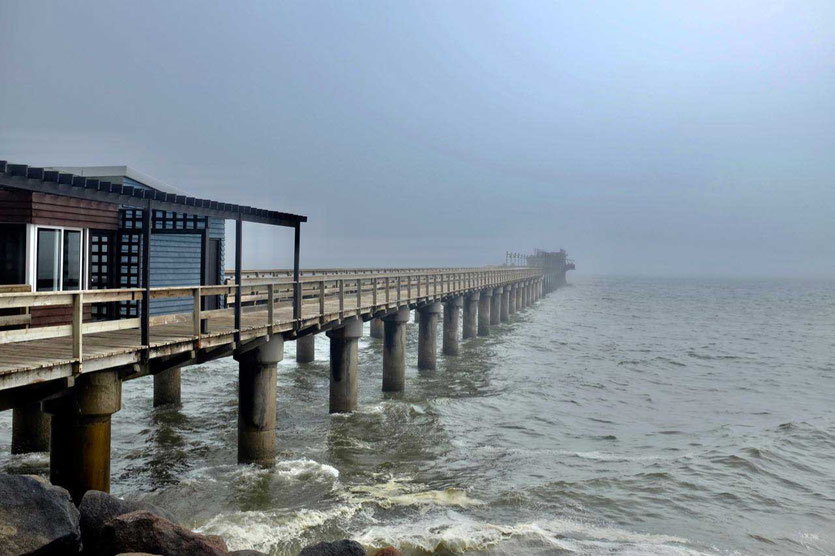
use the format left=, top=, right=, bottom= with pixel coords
left=62, top=230, right=81, bottom=290
left=0, top=224, right=26, bottom=285
left=36, top=228, right=60, bottom=291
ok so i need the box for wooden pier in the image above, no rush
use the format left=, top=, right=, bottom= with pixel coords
left=0, top=160, right=573, bottom=503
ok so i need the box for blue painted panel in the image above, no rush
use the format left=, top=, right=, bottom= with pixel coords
left=149, top=234, right=201, bottom=315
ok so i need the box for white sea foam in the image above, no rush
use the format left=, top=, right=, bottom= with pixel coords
left=346, top=477, right=482, bottom=509
left=356, top=512, right=712, bottom=555
left=197, top=503, right=363, bottom=553
left=275, top=458, right=340, bottom=481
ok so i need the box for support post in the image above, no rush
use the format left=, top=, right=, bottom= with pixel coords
left=478, top=289, right=492, bottom=336
left=153, top=367, right=181, bottom=406
left=418, top=302, right=442, bottom=370
left=11, top=403, right=50, bottom=454
left=508, top=284, right=516, bottom=315
left=462, top=292, right=479, bottom=339
left=234, top=216, right=242, bottom=339
left=293, top=222, right=301, bottom=326
left=296, top=334, right=315, bottom=363
left=43, top=370, right=122, bottom=503
left=442, top=296, right=463, bottom=356
left=369, top=317, right=384, bottom=339
left=490, top=286, right=503, bottom=325
left=501, top=286, right=510, bottom=322
left=327, top=317, right=362, bottom=413
left=235, top=336, right=283, bottom=465
left=141, top=201, right=151, bottom=346
left=382, top=307, right=410, bottom=392
left=516, top=282, right=523, bottom=309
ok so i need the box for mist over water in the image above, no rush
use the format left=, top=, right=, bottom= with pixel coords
left=2, top=276, right=834, bottom=554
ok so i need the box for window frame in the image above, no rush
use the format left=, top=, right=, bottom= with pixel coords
left=28, top=224, right=87, bottom=292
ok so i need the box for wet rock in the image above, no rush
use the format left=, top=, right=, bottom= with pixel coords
left=99, top=510, right=227, bottom=556
left=79, top=490, right=177, bottom=555
left=299, top=539, right=366, bottom=556
left=0, top=473, right=81, bottom=555
left=373, top=548, right=403, bottom=556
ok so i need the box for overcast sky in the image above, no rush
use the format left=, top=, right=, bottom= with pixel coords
left=1, top=1, right=833, bottom=276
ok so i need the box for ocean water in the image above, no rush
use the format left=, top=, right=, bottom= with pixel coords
left=2, top=276, right=834, bottom=555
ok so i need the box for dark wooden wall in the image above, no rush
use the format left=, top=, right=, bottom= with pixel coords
left=0, top=190, right=119, bottom=229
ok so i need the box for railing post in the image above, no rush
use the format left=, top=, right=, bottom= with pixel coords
left=356, top=278, right=362, bottom=315
left=417, top=275, right=421, bottom=300
left=396, top=276, right=401, bottom=304
left=141, top=199, right=152, bottom=346
left=193, top=287, right=201, bottom=340
left=385, top=277, right=390, bottom=306
left=267, top=283, right=275, bottom=331
left=234, top=215, right=242, bottom=340
left=319, top=280, right=326, bottom=325
left=339, top=279, right=345, bottom=320
left=72, top=292, right=83, bottom=375
left=407, top=274, right=412, bottom=301
left=372, top=277, right=378, bottom=309
left=293, top=222, right=301, bottom=329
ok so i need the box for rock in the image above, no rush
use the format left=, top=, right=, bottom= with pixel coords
left=373, top=548, right=403, bottom=556
left=0, top=473, right=81, bottom=555
left=99, top=510, right=227, bottom=556
left=299, top=539, right=366, bottom=556
left=229, top=551, right=270, bottom=555
left=79, top=490, right=177, bottom=555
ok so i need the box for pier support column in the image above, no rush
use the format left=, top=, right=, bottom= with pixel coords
left=296, top=334, right=316, bottom=363
left=442, top=296, right=463, bottom=356
left=383, top=307, right=410, bottom=392
left=500, top=287, right=510, bottom=322
left=236, top=335, right=283, bottom=465
left=490, top=287, right=502, bottom=325
left=44, top=370, right=122, bottom=503
left=153, top=367, right=181, bottom=407
left=508, top=285, right=516, bottom=315
left=327, top=318, right=362, bottom=413
left=369, top=317, right=384, bottom=339
left=418, top=302, right=442, bottom=370
left=11, top=403, right=50, bottom=454
left=478, top=289, right=492, bottom=336
left=462, top=292, right=479, bottom=340
left=516, top=283, right=523, bottom=310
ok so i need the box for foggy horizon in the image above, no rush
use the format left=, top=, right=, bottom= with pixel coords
left=2, top=1, right=833, bottom=278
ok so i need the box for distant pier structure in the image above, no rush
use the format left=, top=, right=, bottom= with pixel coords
left=0, top=160, right=574, bottom=502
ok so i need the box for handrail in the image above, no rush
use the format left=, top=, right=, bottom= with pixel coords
left=0, top=267, right=552, bottom=378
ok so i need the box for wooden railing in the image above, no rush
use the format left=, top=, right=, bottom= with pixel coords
left=0, top=267, right=543, bottom=376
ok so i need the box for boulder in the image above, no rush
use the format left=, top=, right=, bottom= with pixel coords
left=79, top=490, right=177, bottom=555
left=0, top=473, right=81, bottom=555
left=299, top=539, right=366, bottom=556
left=373, top=549, right=403, bottom=556
left=99, top=510, right=227, bottom=556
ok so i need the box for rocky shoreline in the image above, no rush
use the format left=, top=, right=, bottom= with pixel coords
left=0, top=473, right=399, bottom=556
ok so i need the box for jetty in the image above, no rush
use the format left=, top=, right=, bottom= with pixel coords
left=0, top=161, right=574, bottom=502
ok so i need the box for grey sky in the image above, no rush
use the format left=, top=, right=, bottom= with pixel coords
left=2, top=1, right=833, bottom=276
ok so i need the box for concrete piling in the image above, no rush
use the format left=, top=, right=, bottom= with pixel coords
left=369, top=317, right=384, bottom=339
left=462, top=292, right=479, bottom=340
left=11, top=403, right=50, bottom=454
left=490, top=287, right=502, bottom=325
left=235, top=335, right=283, bottom=465
left=153, top=367, right=181, bottom=407
left=44, top=370, right=122, bottom=503
left=442, top=297, right=463, bottom=356
left=500, top=287, right=510, bottom=322
left=296, top=334, right=316, bottom=363
left=508, top=284, right=516, bottom=315
left=515, top=284, right=522, bottom=311
left=418, top=302, right=442, bottom=370
left=383, top=307, right=410, bottom=392
left=478, top=289, right=492, bottom=336
left=327, top=318, right=362, bottom=413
